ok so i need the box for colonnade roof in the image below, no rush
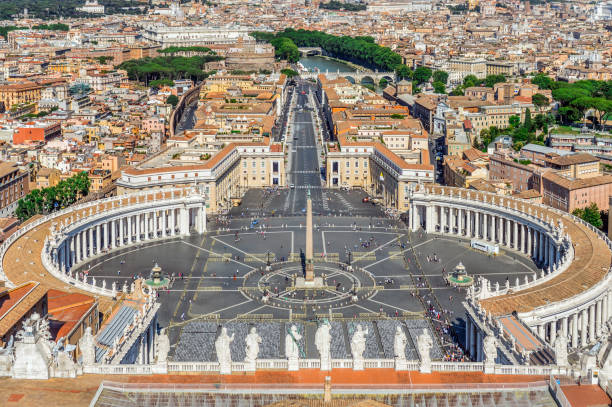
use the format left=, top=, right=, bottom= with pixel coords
left=421, top=185, right=611, bottom=316
left=1, top=190, right=187, bottom=311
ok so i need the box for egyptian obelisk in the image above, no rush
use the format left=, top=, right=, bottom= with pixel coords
left=305, top=189, right=314, bottom=281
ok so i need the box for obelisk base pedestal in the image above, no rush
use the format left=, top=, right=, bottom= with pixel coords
left=295, top=276, right=324, bottom=288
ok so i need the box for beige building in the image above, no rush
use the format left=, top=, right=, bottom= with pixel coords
left=326, top=136, right=434, bottom=212
left=116, top=141, right=284, bottom=213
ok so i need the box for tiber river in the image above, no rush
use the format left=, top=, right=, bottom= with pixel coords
left=299, top=55, right=356, bottom=73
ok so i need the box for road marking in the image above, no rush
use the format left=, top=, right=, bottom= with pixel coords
left=363, top=239, right=433, bottom=270
left=181, top=240, right=257, bottom=270
left=367, top=295, right=423, bottom=315
left=352, top=236, right=400, bottom=262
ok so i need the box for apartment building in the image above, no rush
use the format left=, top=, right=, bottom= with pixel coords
left=326, top=137, right=434, bottom=212
left=443, top=148, right=489, bottom=188
left=13, top=121, right=62, bottom=144
left=0, top=161, right=29, bottom=217
left=0, top=82, right=42, bottom=112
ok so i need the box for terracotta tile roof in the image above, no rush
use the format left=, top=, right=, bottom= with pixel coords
left=548, top=153, right=598, bottom=166
left=542, top=172, right=612, bottom=191
left=513, top=189, right=541, bottom=199
left=0, top=282, right=46, bottom=338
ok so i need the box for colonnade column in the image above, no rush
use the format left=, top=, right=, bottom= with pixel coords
left=153, top=211, right=158, bottom=238
left=467, top=211, right=473, bottom=237
left=76, top=232, right=81, bottom=263
left=119, top=217, right=125, bottom=246
left=589, top=305, right=596, bottom=342
left=550, top=321, right=557, bottom=345
left=571, top=314, right=578, bottom=348
left=136, top=214, right=141, bottom=242
left=527, top=227, right=532, bottom=258
left=581, top=309, right=588, bottom=346
left=597, top=300, right=603, bottom=334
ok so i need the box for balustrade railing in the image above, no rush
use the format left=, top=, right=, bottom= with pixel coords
left=82, top=358, right=571, bottom=376
left=0, top=188, right=194, bottom=291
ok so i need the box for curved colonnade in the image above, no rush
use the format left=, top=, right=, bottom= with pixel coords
left=407, top=184, right=612, bottom=354
left=0, top=188, right=207, bottom=299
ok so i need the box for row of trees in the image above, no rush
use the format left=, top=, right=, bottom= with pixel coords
left=450, top=74, right=507, bottom=95
left=0, top=0, right=144, bottom=20
left=15, top=172, right=90, bottom=222
left=158, top=46, right=214, bottom=55
left=530, top=76, right=612, bottom=129
left=32, top=23, right=69, bottom=31
left=0, top=23, right=69, bottom=39
left=253, top=29, right=404, bottom=72
left=319, top=1, right=367, bottom=11
left=117, top=54, right=222, bottom=85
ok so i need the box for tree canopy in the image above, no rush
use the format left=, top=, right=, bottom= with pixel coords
left=252, top=28, right=403, bottom=72
left=117, top=54, right=222, bottom=85
left=433, top=70, right=449, bottom=85
left=573, top=203, right=603, bottom=229
left=281, top=68, right=299, bottom=77
left=0, top=0, right=145, bottom=20
left=432, top=81, right=446, bottom=94
left=319, top=1, right=366, bottom=11
left=413, top=67, right=432, bottom=85
left=166, top=94, right=179, bottom=107
left=16, top=172, right=90, bottom=222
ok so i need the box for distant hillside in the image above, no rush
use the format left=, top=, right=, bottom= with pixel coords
left=0, top=0, right=146, bottom=20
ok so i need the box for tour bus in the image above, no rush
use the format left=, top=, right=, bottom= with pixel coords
left=470, top=239, right=499, bottom=255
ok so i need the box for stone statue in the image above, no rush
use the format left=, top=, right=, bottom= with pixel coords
left=155, top=328, right=170, bottom=364
left=13, top=313, right=53, bottom=379
left=394, top=326, right=407, bottom=361
left=78, top=327, right=96, bottom=366
left=285, top=325, right=302, bottom=371
left=350, top=324, right=368, bottom=370
left=0, top=335, right=14, bottom=376
left=215, top=327, right=234, bottom=374
left=285, top=325, right=301, bottom=359
left=416, top=328, right=433, bottom=373
left=394, top=325, right=408, bottom=371
left=554, top=332, right=568, bottom=367
left=483, top=335, right=497, bottom=373
left=315, top=321, right=332, bottom=371
left=244, top=327, right=262, bottom=367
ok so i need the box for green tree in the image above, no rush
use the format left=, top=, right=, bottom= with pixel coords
left=395, top=64, right=412, bottom=80
left=524, top=108, right=533, bottom=131
left=433, top=70, right=449, bottom=85
left=280, top=68, right=299, bottom=77
left=463, top=75, right=478, bottom=88
left=379, top=77, right=388, bottom=88
left=484, top=74, right=506, bottom=88
left=432, top=81, right=446, bottom=94
left=532, top=93, right=549, bottom=112
left=573, top=203, right=603, bottom=229
left=166, top=94, right=179, bottom=107
left=531, top=73, right=553, bottom=90
left=509, top=115, right=520, bottom=128
left=150, top=79, right=175, bottom=88
left=413, top=67, right=432, bottom=84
